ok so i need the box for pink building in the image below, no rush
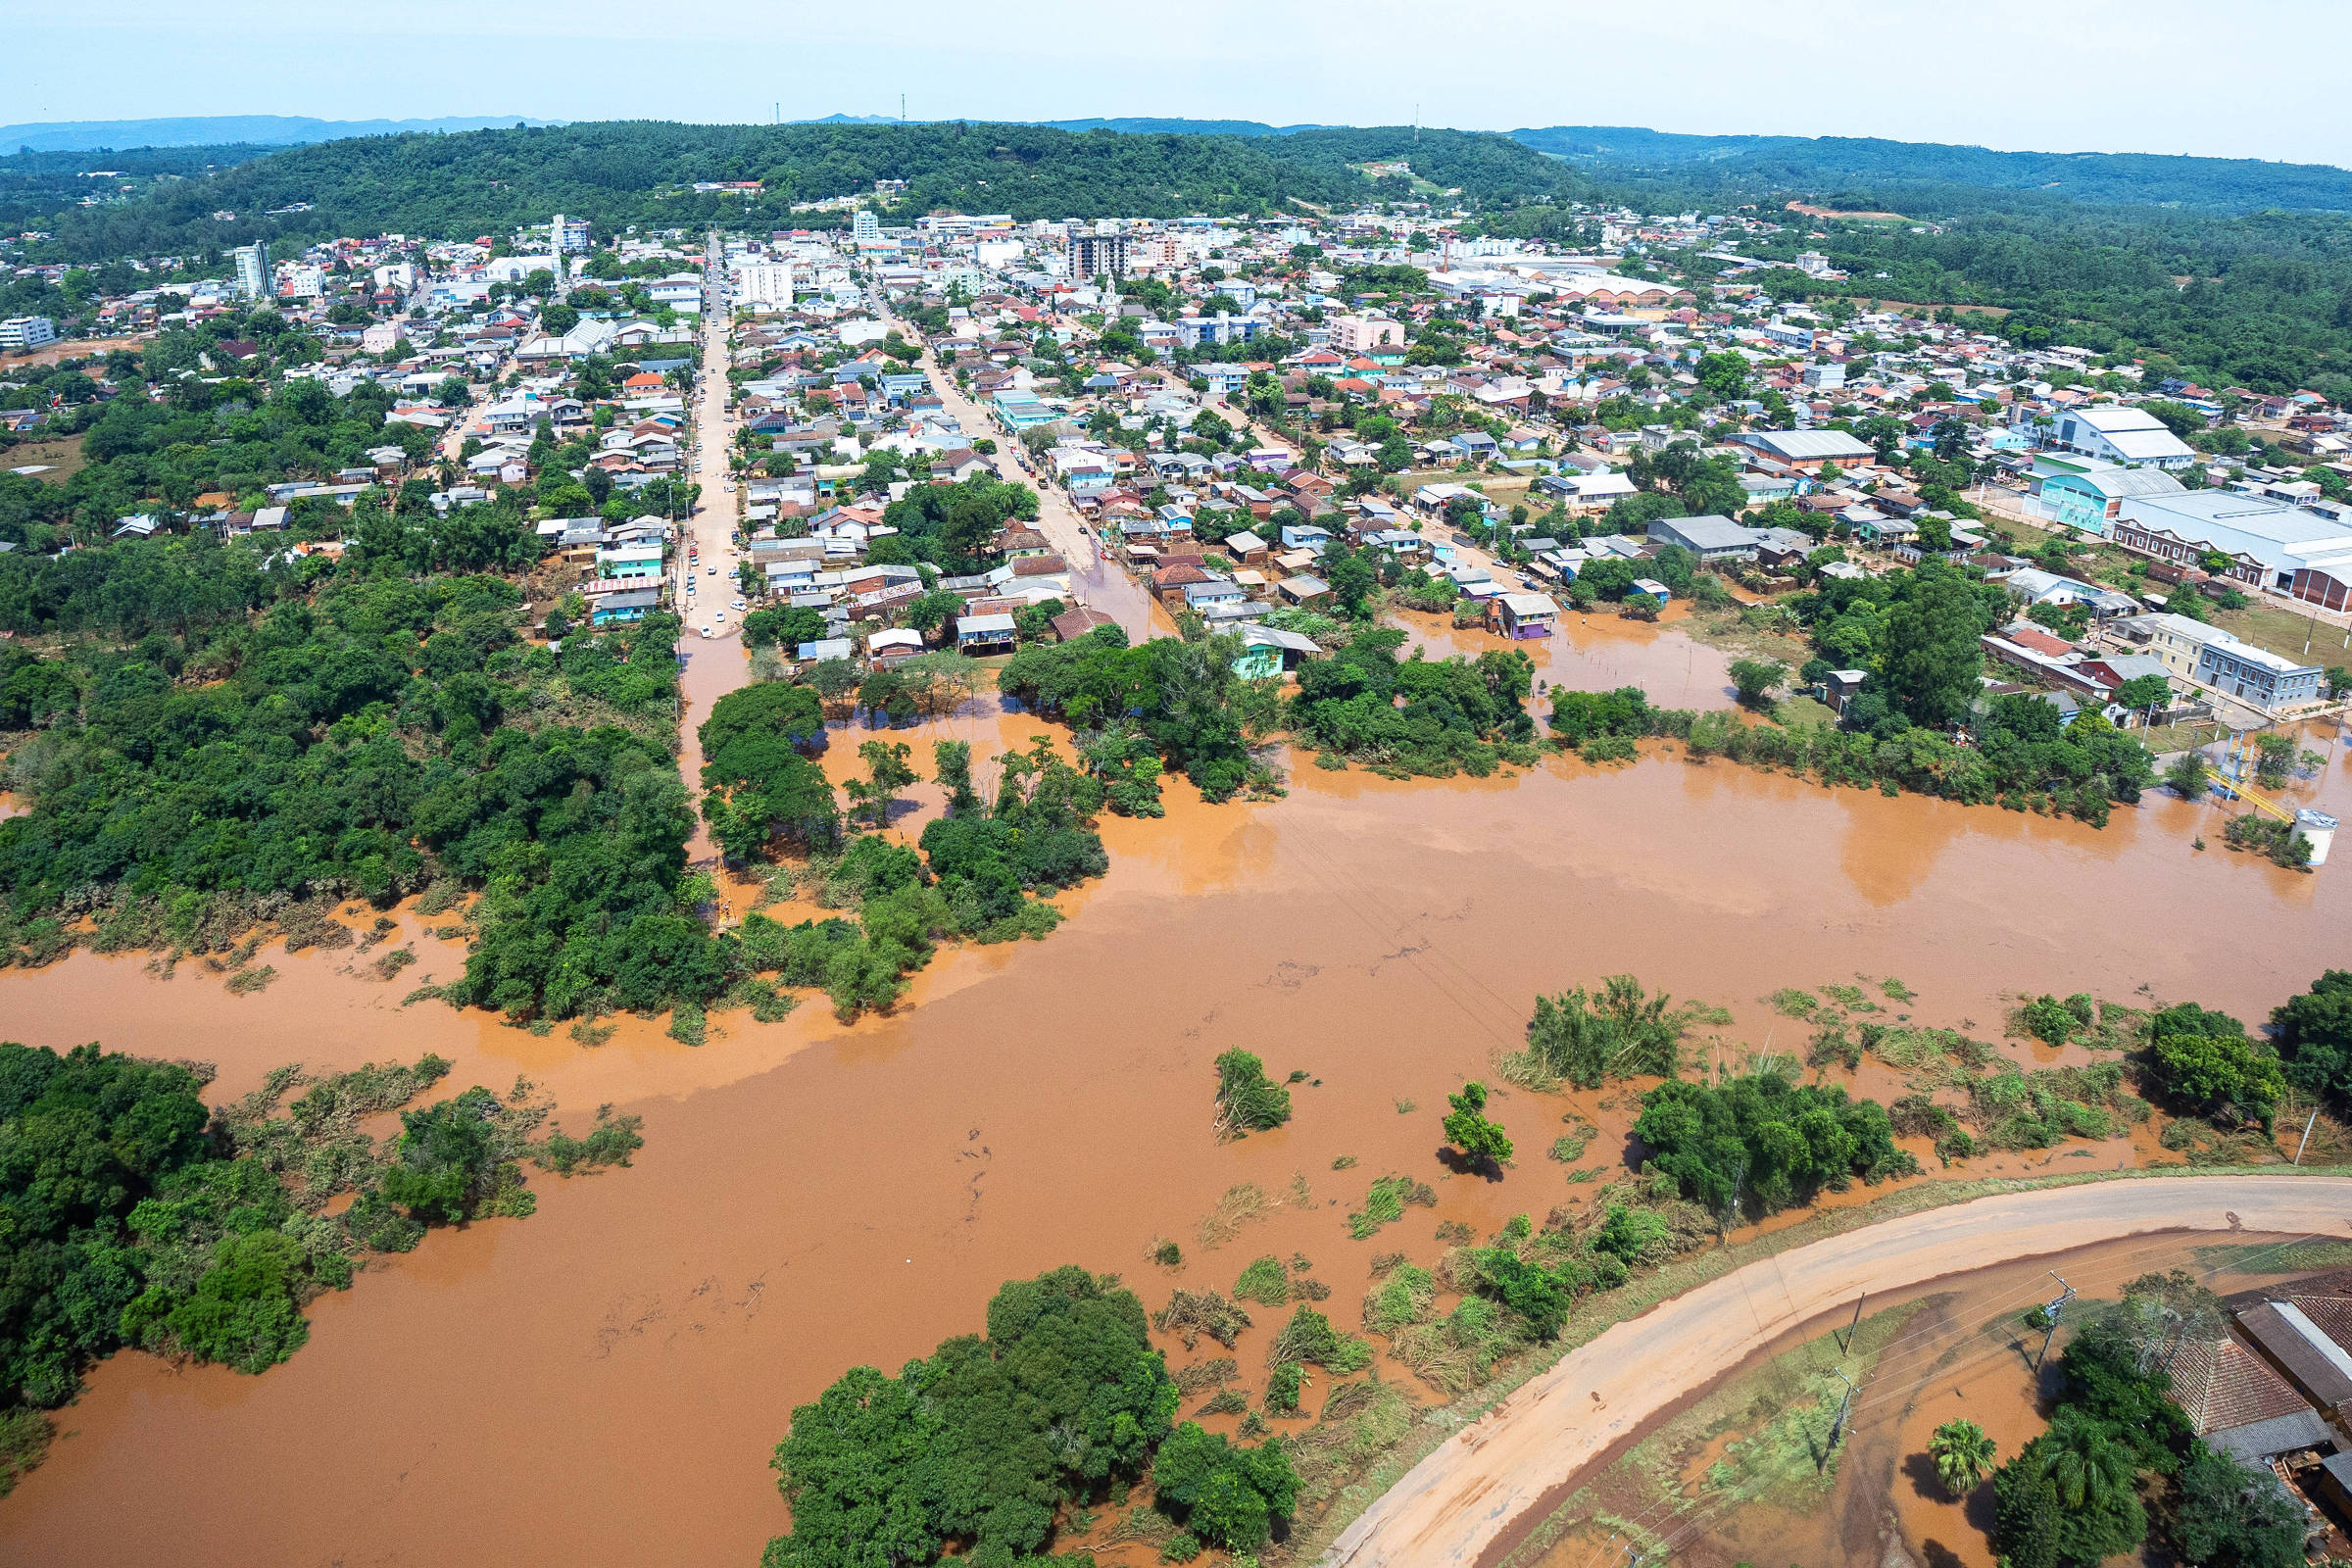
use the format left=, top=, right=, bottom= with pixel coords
left=1329, top=313, right=1406, bottom=354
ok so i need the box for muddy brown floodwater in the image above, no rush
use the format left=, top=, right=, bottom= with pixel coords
left=1393, top=603, right=1740, bottom=712
left=2, top=681, right=2345, bottom=1568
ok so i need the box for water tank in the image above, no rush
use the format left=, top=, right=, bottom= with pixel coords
left=2296, top=808, right=2338, bottom=867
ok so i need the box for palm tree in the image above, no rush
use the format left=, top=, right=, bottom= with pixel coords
left=1929, top=1418, right=1996, bottom=1497
left=2034, top=1416, right=2132, bottom=1511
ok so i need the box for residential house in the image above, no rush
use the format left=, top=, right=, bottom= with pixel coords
left=1277, top=574, right=1332, bottom=608
left=1182, top=577, right=1248, bottom=615
left=1492, top=591, right=1560, bottom=639
left=589, top=588, right=662, bottom=625
left=1050, top=607, right=1117, bottom=642
left=955, top=612, right=1018, bottom=655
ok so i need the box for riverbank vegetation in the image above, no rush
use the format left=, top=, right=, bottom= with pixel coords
left=0, top=1039, right=640, bottom=1495
left=1288, top=625, right=1540, bottom=779
left=1544, top=662, right=2156, bottom=824
left=716, top=729, right=1110, bottom=1020
left=0, top=530, right=733, bottom=1023
left=1635, top=1077, right=1918, bottom=1214
left=998, top=621, right=1285, bottom=804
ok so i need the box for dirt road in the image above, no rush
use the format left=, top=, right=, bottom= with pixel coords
left=1323, top=1173, right=2352, bottom=1568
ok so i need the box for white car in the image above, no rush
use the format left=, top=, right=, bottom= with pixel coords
left=713, top=612, right=727, bottom=623
left=730, top=598, right=746, bottom=611
left=707, top=564, right=718, bottom=575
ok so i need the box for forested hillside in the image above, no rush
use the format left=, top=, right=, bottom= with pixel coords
left=21, top=121, right=1584, bottom=263
left=1512, top=124, right=2352, bottom=215
left=1699, top=207, right=2352, bottom=396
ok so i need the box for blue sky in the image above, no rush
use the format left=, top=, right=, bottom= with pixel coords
left=14, top=0, right=2352, bottom=167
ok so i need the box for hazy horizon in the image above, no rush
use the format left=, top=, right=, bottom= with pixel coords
left=13, top=0, right=2352, bottom=168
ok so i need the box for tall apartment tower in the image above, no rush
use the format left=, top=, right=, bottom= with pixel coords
left=852, top=209, right=882, bottom=246
left=1068, top=232, right=1127, bottom=281
left=232, top=241, right=271, bottom=301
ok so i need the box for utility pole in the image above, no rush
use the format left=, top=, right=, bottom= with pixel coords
left=1821, top=1368, right=1857, bottom=1471
left=2294, top=1106, right=2319, bottom=1163
left=2034, top=1271, right=2077, bottom=1371
left=1838, top=1292, right=1867, bottom=1355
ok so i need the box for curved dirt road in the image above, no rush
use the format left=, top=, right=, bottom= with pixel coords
left=1324, top=1174, right=2352, bottom=1567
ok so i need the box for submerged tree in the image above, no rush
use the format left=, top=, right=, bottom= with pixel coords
left=1211, top=1049, right=1293, bottom=1140
left=1521, top=976, right=1684, bottom=1088
left=1931, top=1417, right=1997, bottom=1496
left=1442, top=1081, right=1512, bottom=1172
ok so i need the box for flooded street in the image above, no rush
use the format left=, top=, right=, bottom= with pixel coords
left=2, top=712, right=2345, bottom=1566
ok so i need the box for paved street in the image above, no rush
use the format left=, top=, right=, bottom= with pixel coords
left=869, top=294, right=1165, bottom=641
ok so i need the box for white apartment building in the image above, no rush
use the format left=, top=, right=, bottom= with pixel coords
left=729, top=260, right=795, bottom=310
left=232, top=242, right=271, bottom=301
left=0, top=316, right=60, bottom=352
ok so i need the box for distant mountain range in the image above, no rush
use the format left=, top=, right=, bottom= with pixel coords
left=804, top=114, right=1329, bottom=135
left=0, top=115, right=563, bottom=154
left=798, top=116, right=2352, bottom=208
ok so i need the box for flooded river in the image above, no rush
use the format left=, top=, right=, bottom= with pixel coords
left=3, top=639, right=2345, bottom=1567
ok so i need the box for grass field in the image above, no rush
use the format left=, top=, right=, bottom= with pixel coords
left=2, top=432, right=87, bottom=485
left=2213, top=599, right=2352, bottom=669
